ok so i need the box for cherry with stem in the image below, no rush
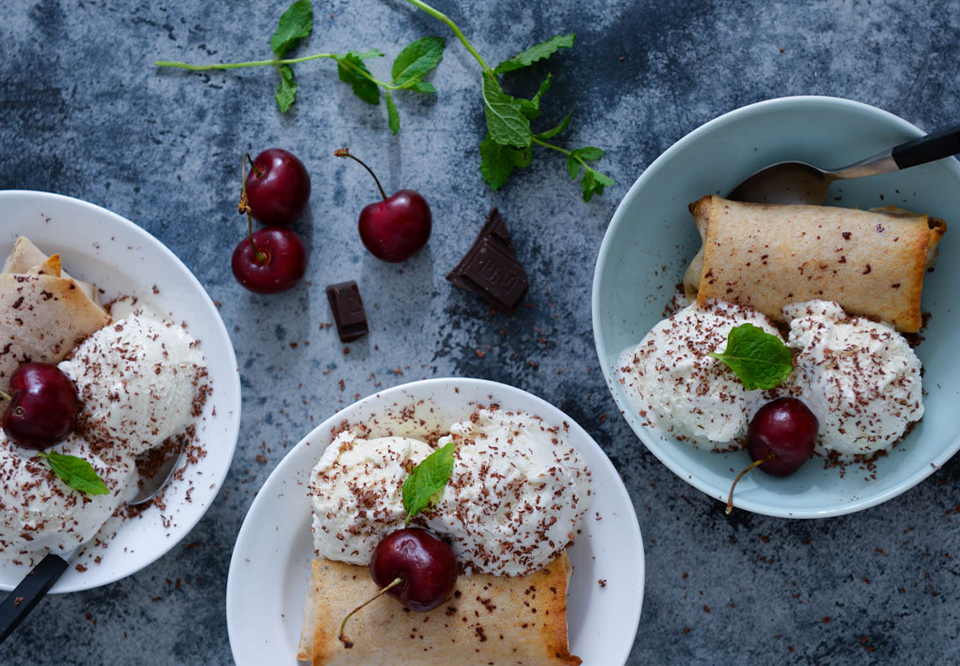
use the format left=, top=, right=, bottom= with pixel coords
left=231, top=154, right=308, bottom=294
left=335, top=147, right=431, bottom=263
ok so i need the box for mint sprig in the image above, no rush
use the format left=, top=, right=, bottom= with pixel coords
left=154, top=0, right=444, bottom=131
left=38, top=451, right=110, bottom=496
left=406, top=0, right=613, bottom=202
left=709, top=323, right=794, bottom=391
left=154, top=0, right=612, bottom=201
left=402, top=442, right=455, bottom=523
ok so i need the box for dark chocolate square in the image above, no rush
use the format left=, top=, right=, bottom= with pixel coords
left=446, top=207, right=529, bottom=314
left=326, top=281, right=369, bottom=342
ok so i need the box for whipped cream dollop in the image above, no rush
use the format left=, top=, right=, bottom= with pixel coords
left=783, top=300, right=924, bottom=459
left=0, top=301, right=207, bottom=564
left=617, top=297, right=925, bottom=460
left=309, top=408, right=592, bottom=576
left=616, top=300, right=781, bottom=445
left=59, top=301, right=207, bottom=457
left=309, top=433, right=433, bottom=563
left=0, top=434, right=135, bottom=558
left=425, top=409, right=592, bottom=576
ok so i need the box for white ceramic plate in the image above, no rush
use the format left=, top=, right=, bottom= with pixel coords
left=593, top=96, right=960, bottom=518
left=0, top=190, right=241, bottom=592
left=226, top=378, right=644, bottom=666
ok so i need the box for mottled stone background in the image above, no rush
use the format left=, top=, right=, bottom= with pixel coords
left=2, top=0, right=959, bottom=664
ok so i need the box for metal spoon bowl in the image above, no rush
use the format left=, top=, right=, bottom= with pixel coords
left=729, top=124, right=960, bottom=205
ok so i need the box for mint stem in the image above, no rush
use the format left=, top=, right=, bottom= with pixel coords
left=533, top=136, right=610, bottom=179
left=155, top=53, right=334, bottom=70
left=401, top=0, right=492, bottom=74
left=155, top=53, right=405, bottom=91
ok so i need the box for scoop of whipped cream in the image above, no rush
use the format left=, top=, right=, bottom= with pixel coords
left=310, top=433, right=433, bottom=564
left=0, top=434, right=135, bottom=558
left=617, top=299, right=782, bottom=444
left=59, top=300, right=206, bottom=457
left=783, top=300, right=924, bottom=459
left=424, top=408, right=592, bottom=576
left=309, top=408, right=592, bottom=576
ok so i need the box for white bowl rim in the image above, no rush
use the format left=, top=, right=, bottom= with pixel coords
left=0, top=189, right=242, bottom=590
left=591, top=95, right=960, bottom=519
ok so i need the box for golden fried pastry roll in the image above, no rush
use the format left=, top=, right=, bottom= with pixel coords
left=298, top=551, right=581, bottom=666
left=3, top=236, right=101, bottom=305
left=683, top=195, right=946, bottom=332
left=0, top=274, right=111, bottom=389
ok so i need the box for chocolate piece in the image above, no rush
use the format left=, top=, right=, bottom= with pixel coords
left=325, top=281, right=368, bottom=342
left=446, top=208, right=529, bottom=314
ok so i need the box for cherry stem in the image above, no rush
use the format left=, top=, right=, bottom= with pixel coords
left=0, top=389, right=10, bottom=402
left=725, top=452, right=777, bottom=515
left=245, top=153, right=263, bottom=178
left=238, top=154, right=267, bottom=264
left=334, top=147, right=388, bottom=201
left=338, top=577, right=403, bottom=647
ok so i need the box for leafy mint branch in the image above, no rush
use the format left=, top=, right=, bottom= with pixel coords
left=154, top=0, right=614, bottom=201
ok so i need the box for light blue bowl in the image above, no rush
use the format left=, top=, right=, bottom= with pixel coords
left=592, top=96, right=960, bottom=518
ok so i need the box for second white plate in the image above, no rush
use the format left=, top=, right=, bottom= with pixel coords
left=226, top=377, right=644, bottom=666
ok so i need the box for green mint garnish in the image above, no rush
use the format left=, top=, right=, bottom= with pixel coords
left=38, top=451, right=110, bottom=496
left=493, top=34, right=575, bottom=74
left=270, top=0, right=313, bottom=58
left=153, top=0, right=613, bottom=201
left=402, top=442, right=456, bottom=524
left=709, top=323, right=794, bottom=390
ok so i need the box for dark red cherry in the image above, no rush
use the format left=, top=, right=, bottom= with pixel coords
left=231, top=227, right=307, bottom=294
left=747, top=397, right=818, bottom=476
left=726, top=397, right=818, bottom=513
left=357, top=190, right=432, bottom=263
left=1, top=363, right=79, bottom=450
left=335, top=148, right=431, bottom=262
left=245, top=148, right=311, bottom=226
left=369, top=527, right=457, bottom=612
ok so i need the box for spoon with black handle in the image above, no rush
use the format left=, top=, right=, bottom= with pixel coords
left=0, top=451, right=182, bottom=644
left=729, top=124, right=960, bottom=205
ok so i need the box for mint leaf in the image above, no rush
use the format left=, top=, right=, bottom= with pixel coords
left=494, top=34, right=575, bottom=74
left=709, top=323, right=793, bottom=390
left=573, top=146, right=605, bottom=161
left=39, top=452, right=109, bottom=496
left=335, top=51, right=383, bottom=105
left=274, top=64, right=297, bottom=114
left=566, top=153, right=581, bottom=180
left=270, top=0, right=313, bottom=58
left=385, top=90, right=400, bottom=134
left=517, top=73, right=551, bottom=120
left=391, top=36, right=445, bottom=87
left=408, top=80, right=436, bottom=94
left=481, top=74, right=532, bottom=148
left=581, top=168, right=615, bottom=202
left=402, top=442, right=456, bottom=523
left=479, top=134, right=531, bottom=189
left=534, top=114, right=570, bottom=141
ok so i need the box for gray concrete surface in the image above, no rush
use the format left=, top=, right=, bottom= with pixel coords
left=2, top=0, right=959, bottom=664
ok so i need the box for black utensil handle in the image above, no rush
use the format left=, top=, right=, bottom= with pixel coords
left=891, top=124, right=960, bottom=170
left=0, top=554, right=70, bottom=644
